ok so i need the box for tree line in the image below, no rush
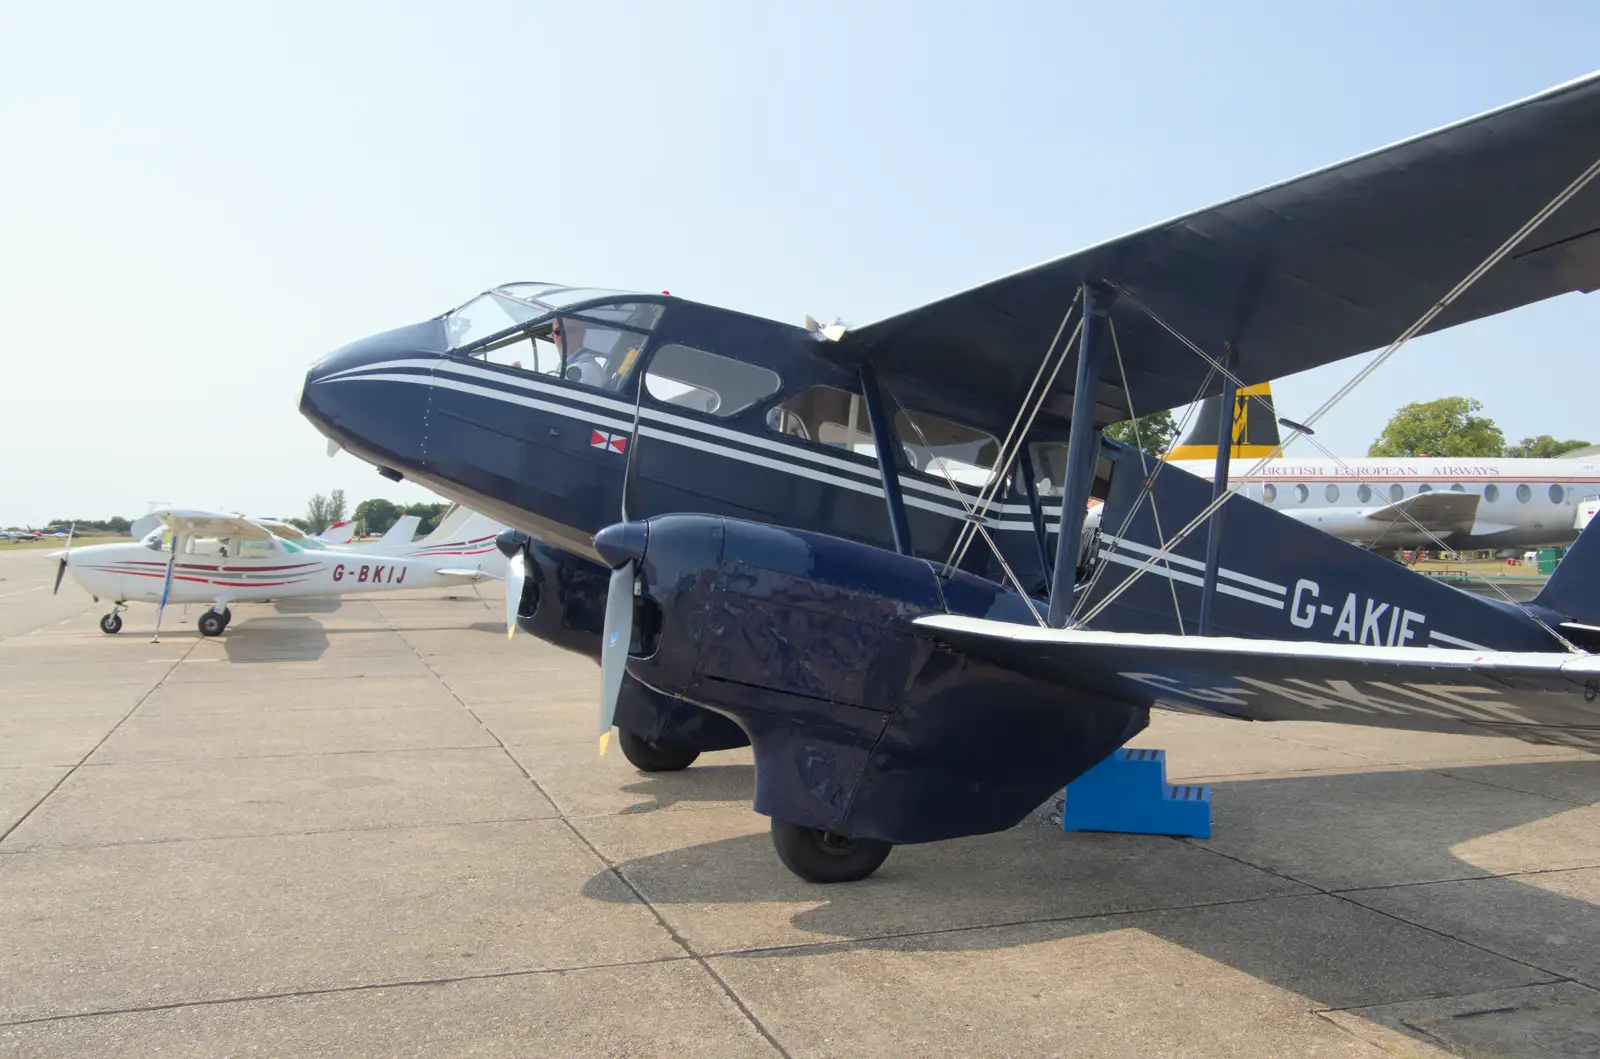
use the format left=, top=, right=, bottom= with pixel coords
left=1105, top=397, right=1587, bottom=460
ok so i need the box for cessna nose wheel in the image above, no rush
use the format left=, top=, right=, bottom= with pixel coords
left=770, top=820, right=893, bottom=883
left=617, top=730, right=701, bottom=772
left=99, top=611, right=123, bottom=635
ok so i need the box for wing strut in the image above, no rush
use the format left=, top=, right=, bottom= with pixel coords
left=1047, top=282, right=1113, bottom=627
left=858, top=362, right=912, bottom=556
left=1196, top=341, right=1239, bottom=635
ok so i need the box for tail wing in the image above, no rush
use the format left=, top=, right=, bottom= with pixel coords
left=1166, top=382, right=1281, bottom=461
left=376, top=514, right=421, bottom=547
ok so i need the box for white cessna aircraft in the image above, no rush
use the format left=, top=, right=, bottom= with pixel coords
left=51, top=507, right=505, bottom=636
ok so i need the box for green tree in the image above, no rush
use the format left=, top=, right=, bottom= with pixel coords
left=1504, top=435, right=1591, bottom=459
left=1104, top=410, right=1180, bottom=456
left=353, top=498, right=402, bottom=536
left=328, top=488, right=348, bottom=525
left=1367, top=397, right=1504, bottom=458
left=305, top=493, right=331, bottom=533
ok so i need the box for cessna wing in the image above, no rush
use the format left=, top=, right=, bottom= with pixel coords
left=914, top=616, right=1600, bottom=749
left=842, top=73, right=1600, bottom=432
left=149, top=508, right=277, bottom=542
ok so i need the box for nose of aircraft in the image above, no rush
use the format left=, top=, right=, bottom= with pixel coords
left=299, top=318, right=449, bottom=478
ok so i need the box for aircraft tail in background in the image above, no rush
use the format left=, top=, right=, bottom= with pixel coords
left=1533, top=513, right=1600, bottom=628
left=1168, top=382, right=1281, bottom=461
left=376, top=514, right=421, bottom=547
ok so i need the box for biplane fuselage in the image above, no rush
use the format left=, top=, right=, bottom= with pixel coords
left=299, top=72, right=1600, bottom=882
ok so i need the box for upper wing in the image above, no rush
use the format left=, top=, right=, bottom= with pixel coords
left=845, top=74, right=1600, bottom=433
left=152, top=507, right=276, bottom=542
left=913, top=615, right=1600, bottom=749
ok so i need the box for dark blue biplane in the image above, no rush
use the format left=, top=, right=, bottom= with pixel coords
left=301, top=73, right=1600, bottom=882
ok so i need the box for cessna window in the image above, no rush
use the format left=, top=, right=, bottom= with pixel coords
left=1389, top=484, right=1405, bottom=502
left=1356, top=484, right=1372, bottom=504
left=1517, top=484, right=1533, bottom=503
left=643, top=344, right=780, bottom=417
left=1484, top=483, right=1499, bottom=503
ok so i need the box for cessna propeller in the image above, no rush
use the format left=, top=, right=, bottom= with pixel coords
left=50, top=524, right=74, bottom=595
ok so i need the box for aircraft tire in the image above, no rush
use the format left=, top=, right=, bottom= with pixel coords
left=218, top=607, right=232, bottom=629
left=617, top=730, right=701, bottom=772
left=770, top=820, right=893, bottom=884
left=99, top=613, right=122, bottom=635
left=197, top=611, right=227, bottom=637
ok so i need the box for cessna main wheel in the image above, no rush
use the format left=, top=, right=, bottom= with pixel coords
left=770, top=820, right=893, bottom=883
left=617, top=730, right=701, bottom=772
left=99, top=613, right=122, bottom=635
left=197, top=610, right=227, bottom=637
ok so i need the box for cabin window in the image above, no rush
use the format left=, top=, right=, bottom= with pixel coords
left=1294, top=483, right=1309, bottom=503
left=1324, top=484, right=1339, bottom=502
left=1417, top=483, right=1432, bottom=493
left=1550, top=484, right=1566, bottom=504
left=1484, top=484, right=1499, bottom=503
left=1517, top=484, right=1532, bottom=504
left=1389, top=484, right=1404, bottom=503
left=765, top=385, right=874, bottom=452
left=1356, top=484, right=1372, bottom=504
left=644, top=344, right=780, bottom=417
left=894, top=409, right=1000, bottom=489
left=1262, top=483, right=1277, bottom=504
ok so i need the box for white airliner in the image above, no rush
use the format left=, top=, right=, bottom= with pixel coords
left=1162, top=384, right=1598, bottom=553
left=50, top=506, right=506, bottom=636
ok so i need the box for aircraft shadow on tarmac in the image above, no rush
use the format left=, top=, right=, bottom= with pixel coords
left=272, top=598, right=344, bottom=615
left=220, top=616, right=331, bottom=663
left=580, top=757, right=1598, bottom=1040
left=614, top=764, right=758, bottom=815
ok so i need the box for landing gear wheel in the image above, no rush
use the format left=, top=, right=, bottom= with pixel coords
left=617, top=729, right=701, bottom=772
left=770, top=819, right=893, bottom=884
left=197, top=610, right=227, bottom=637
left=217, top=607, right=232, bottom=630
left=99, top=613, right=123, bottom=635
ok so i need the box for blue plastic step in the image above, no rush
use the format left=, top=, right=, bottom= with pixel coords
left=1060, top=747, right=1211, bottom=839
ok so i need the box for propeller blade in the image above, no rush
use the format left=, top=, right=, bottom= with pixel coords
left=504, top=550, right=527, bottom=640
left=597, top=558, right=636, bottom=754
left=53, top=558, right=67, bottom=595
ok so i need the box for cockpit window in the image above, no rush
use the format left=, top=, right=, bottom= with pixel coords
left=445, top=293, right=545, bottom=350
left=450, top=293, right=665, bottom=395
left=643, top=344, right=780, bottom=417
left=444, top=285, right=662, bottom=353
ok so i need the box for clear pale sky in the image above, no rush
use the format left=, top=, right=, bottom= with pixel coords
left=1, top=2, right=1596, bottom=525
